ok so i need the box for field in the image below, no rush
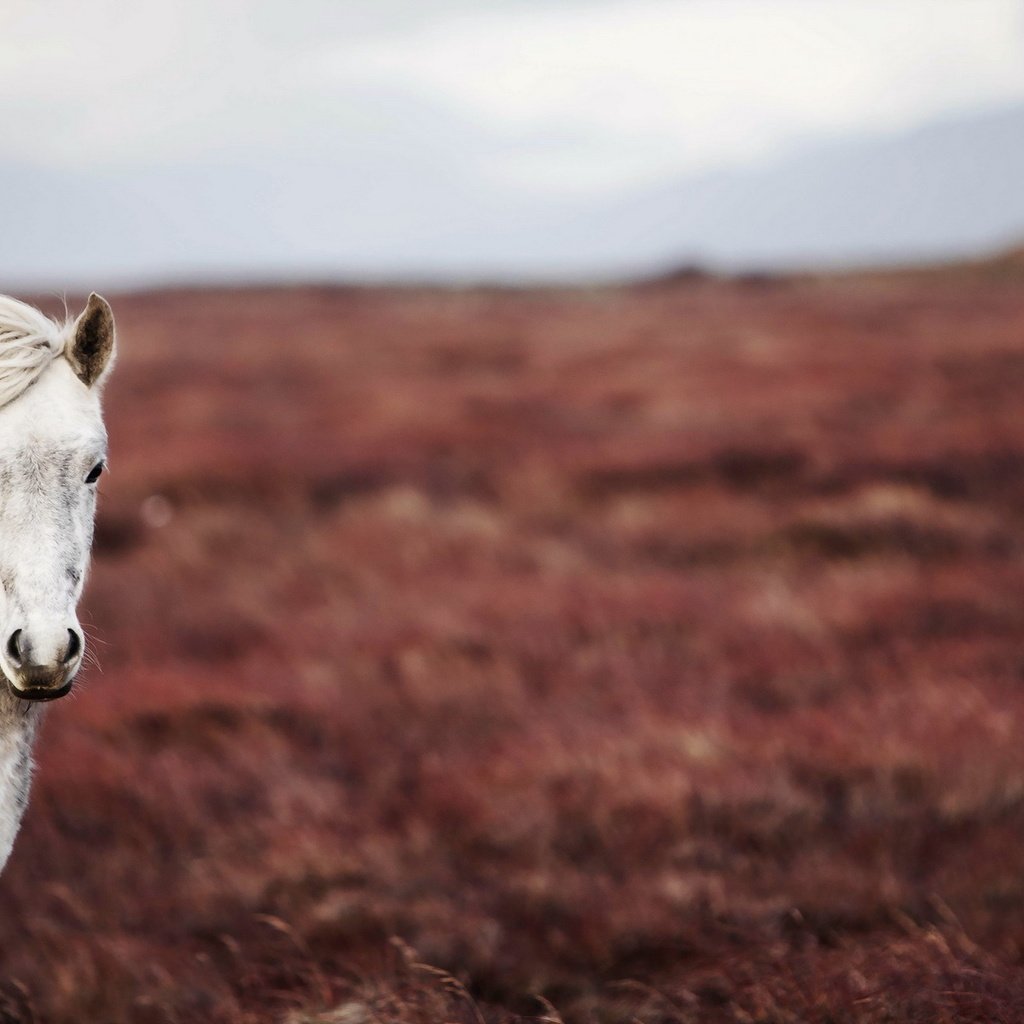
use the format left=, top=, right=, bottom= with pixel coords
left=4, top=263, right=1024, bottom=1022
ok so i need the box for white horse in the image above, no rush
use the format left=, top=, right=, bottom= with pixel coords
left=0, top=293, right=116, bottom=871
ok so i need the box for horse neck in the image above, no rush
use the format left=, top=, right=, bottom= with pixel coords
left=0, top=696, right=40, bottom=872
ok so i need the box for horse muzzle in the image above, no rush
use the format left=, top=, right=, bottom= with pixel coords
left=2, top=628, right=82, bottom=701
left=6, top=665, right=75, bottom=701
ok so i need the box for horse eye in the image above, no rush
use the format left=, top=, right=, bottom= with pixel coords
left=85, top=462, right=104, bottom=484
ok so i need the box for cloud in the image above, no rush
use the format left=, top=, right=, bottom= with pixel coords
left=0, top=0, right=587, bottom=167
left=1, top=0, right=1023, bottom=283
left=3, top=0, right=1023, bottom=192
left=318, top=0, right=1024, bottom=193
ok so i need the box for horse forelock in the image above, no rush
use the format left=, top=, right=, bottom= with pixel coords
left=0, top=297, right=73, bottom=411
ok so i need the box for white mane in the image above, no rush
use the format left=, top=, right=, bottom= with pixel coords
left=0, top=296, right=72, bottom=410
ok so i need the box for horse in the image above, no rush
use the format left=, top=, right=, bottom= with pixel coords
left=0, top=293, right=116, bottom=872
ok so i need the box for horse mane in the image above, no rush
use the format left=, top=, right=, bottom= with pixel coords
left=0, top=296, right=73, bottom=409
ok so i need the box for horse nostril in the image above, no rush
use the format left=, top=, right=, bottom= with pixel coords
left=63, top=630, right=81, bottom=666
left=6, top=630, right=23, bottom=666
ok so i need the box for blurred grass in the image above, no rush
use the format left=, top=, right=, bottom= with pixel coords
left=2, top=268, right=1024, bottom=1020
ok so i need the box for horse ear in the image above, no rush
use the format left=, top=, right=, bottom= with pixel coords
left=68, top=293, right=116, bottom=388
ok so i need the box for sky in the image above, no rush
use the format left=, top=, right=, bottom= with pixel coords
left=2, top=0, right=1024, bottom=285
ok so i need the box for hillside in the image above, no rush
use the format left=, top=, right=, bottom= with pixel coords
left=2, top=268, right=1024, bottom=1021
left=587, top=103, right=1024, bottom=274
left=5, top=103, right=1024, bottom=286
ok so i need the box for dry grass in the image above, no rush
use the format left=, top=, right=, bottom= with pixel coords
left=0, top=271, right=1024, bottom=1020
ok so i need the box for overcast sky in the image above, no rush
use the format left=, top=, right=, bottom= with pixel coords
left=2, top=0, right=1024, bottom=283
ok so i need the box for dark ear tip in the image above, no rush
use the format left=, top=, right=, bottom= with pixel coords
left=80, top=293, right=114, bottom=333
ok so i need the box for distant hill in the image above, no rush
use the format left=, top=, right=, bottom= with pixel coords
left=980, top=245, right=1024, bottom=271
left=2, top=103, right=1024, bottom=286
left=578, top=103, right=1024, bottom=276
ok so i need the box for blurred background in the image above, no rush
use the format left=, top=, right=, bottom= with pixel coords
left=3, top=0, right=1024, bottom=286
left=4, top=3, right=1024, bottom=1024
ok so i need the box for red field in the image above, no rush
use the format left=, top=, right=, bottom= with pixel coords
left=4, top=264, right=1024, bottom=1022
